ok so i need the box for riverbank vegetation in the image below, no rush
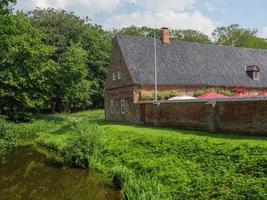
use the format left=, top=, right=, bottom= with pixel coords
left=1, top=1, right=267, bottom=121
left=0, top=118, right=15, bottom=162
left=3, top=110, right=266, bottom=200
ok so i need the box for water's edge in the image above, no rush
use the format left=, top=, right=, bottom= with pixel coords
left=0, top=146, right=121, bottom=200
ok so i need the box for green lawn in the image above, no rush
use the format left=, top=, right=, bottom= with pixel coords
left=10, top=110, right=267, bottom=200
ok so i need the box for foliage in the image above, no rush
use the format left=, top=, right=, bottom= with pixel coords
left=50, top=43, right=91, bottom=112
left=157, top=90, right=177, bottom=100
left=171, top=29, right=212, bottom=44
left=212, top=24, right=267, bottom=49
left=140, top=95, right=155, bottom=101
left=0, top=12, right=57, bottom=121
left=193, top=87, right=235, bottom=97
left=0, top=0, right=16, bottom=14
left=29, top=8, right=112, bottom=108
left=113, top=26, right=161, bottom=38
left=11, top=110, right=267, bottom=200
left=113, top=26, right=212, bottom=44
left=140, top=91, right=177, bottom=101
left=0, top=117, right=15, bottom=160
left=62, top=122, right=102, bottom=168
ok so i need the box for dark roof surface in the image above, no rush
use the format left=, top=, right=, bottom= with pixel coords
left=116, top=35, right=267, bottom=87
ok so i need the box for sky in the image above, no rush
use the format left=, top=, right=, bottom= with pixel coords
left=14, top=0, right=267, bottom=38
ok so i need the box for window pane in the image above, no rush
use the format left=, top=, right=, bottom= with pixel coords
left=112, top=72, right=116, bottom=80
left=110, top=100, right=114, bottom=113
left=117, top=71, right=121, bottom=80
left=121, top=100, right=125, bottom=114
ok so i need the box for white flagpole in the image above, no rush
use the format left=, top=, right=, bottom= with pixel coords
left=154, top=32, right=158, bottom=101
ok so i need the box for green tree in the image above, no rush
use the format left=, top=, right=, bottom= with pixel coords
left=113, top=26, right=160, bottom=38
left=51, top=44, right=91, bottom=112
left=171, top=29, right=212, bottom=44
left=212, top=24, right=267, bottom=49
left=0, top=0, right=16, bottom=14
left=0, top=12, right=57, bottom=121
left=29, top=9, right=112, bottom=108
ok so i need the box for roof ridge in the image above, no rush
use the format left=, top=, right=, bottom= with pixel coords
left=115, top=34, right=267, bottom=53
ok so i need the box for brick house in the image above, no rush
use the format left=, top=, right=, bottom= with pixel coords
left=105, top=28, right=267, bottom=123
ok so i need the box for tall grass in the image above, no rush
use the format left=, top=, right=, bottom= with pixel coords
left=0, top=118, right=16, bottom=162
left=62, top=122, right=102, bottom=168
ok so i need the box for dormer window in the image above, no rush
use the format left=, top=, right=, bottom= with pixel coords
left=246, top=65, right=260, bottom=80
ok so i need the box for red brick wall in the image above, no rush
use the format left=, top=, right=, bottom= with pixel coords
left=139, top=101, right=267, bottom=136
left=215, top=101, right=267, bottom=136
left=105, top=39, right=134, bottom=90
left=105, top=86, right=140, bottom=123
left=140, top=102, right=213, bottom=131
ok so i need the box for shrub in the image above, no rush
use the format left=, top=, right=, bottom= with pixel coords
left=140, top=91, right=178, bottom=101
left=62, top=122, right=102, bottom=168
left=0, top=117, right=15, bottom=161
left=194, top=87, right=234, bottom=97
left=157, top=90, right=177, bottom=100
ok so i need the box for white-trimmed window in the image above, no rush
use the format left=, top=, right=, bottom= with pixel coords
left=110, top=100, right=114, bottom=113
left=121, top=99, right=126, bottom=114
left=117, top=70, right=121, bottom=80
left=253, top=71, right=259, bottom=80
left=112, top=72, right=116, bottom=80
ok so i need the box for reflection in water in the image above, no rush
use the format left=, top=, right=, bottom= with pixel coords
left=0, top=147, right=121, bottom=200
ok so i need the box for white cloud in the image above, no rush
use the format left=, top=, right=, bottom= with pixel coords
left=15, top=0, right=217, bottom=36
left=134, top=0, right=195, bottom=11
left=204, top=1, right=215, bottom=12
left=259, top=26, right=267, bottom=38
left=104, top=9, right=216, bottom=36
left=15, top=0, right=121, bottom=16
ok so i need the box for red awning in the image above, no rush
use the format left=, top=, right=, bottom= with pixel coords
left=259, top=90, right=267, bottom=96
left=197, top=92, right=228, bottom=99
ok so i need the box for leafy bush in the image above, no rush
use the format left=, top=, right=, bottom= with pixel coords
left=62, top=122, right=102, bottom=168
left=194, top=87, right=234, bottom=97
left=0, top=118, right=15, bottom=160
left=140, top=91, right=177, bottom=101
left=140, top=95, right=154, bottom=101
left=157, top=91, right=177, bottom=100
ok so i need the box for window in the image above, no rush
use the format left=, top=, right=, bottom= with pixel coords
left=253, top=71, right=259, bottom=80
left=121, top=99, right=126, bottom=114
left=246, top=65, right=260, bottom=81
left=110, top=100, right=114, bottom=113
left=112, top=72, right=116, bottom=80
left=117, top=70, right=121, bottom=80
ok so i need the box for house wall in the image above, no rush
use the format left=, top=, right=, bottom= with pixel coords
left=105, top=38, right=141, bottom=122
left=139, top=100, right=267, bottom=136
left=105, top=39, right=134, bottom=90
left=105, top=86, right=141, bottom=123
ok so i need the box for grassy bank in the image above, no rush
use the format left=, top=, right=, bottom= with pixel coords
left=6, top=110, right=267, bottom=199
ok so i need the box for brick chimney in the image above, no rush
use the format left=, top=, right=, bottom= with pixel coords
left=160, top=27, right=171, bottom=44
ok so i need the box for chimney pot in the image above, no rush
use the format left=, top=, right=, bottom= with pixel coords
left=160, top=27, right=171, bottom=44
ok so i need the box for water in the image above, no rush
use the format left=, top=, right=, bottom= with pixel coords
left=0, top=147, right=121, bottom=200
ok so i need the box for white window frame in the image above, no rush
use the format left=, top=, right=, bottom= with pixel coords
left=110, top=100, right=114, bottom=113
left=254, top=71, right=259, bottom=80
left=121, top=99, right=126, bottom=114
left=117, top=70, right=121, bottom=80
left=112, top=72, right=116, bottom=80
